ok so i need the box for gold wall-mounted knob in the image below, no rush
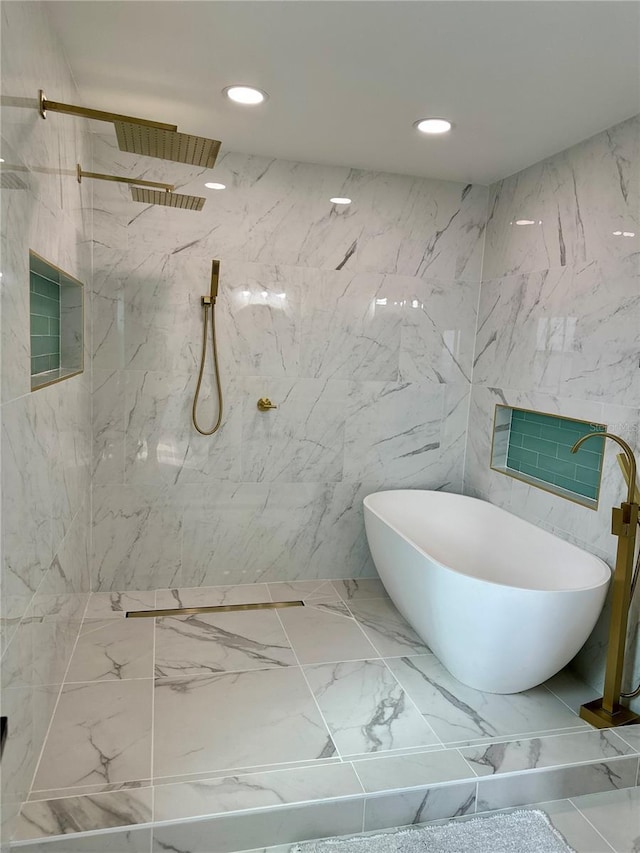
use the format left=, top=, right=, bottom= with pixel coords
left=257, top=397, right=277, bottom=411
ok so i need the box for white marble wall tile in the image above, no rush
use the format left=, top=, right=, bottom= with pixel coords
left=32, top=679, right=153, bottom=791
left=362, top=783, right=477, bottom=832
left=151, top=799, right=365, bottom=853
left=92, top=369, right=125, bottom=484
left=475, top=255, right=640, bottom=404
left=14, top=788, right=153, bottom=840
left=92, top=485, right=182, bottom=591
left=299, top=270, right=400, bottom=381
left=344, top=383, right=446, bottom=487
left=124, top=370, right=241, bottom=486
left=398, top=279, right=479, bottom=384
left=241, top=378, right=347, bottom=483
left=93, top=135, right=488, bottom=279
left=153, top=764, right=363, bottom=822
left=483, top=115, right=639, bottom=279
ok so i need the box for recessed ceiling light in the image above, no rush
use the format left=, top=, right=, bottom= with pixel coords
left=0, top=158, right=4, bottom=163
left=414, top=118, right=452, bottom=135
left=623, top=231, right=636, bottom=237
left=330, top=197, right=351, bottom=205
left=204, top=182, right=226, bottom=190
left=613, top=230, right=623, bottom=236
left=515, top=219, right=536, bottom=226
left=224, top=85, right=267, bottom=105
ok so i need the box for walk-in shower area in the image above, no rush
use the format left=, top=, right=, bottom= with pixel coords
left=11, top=579, right=640, bottom=849
left=2, top=1, right=640, bottom=851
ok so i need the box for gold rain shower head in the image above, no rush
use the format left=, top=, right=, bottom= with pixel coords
left=39, top=90, right=221, bottom=169
left=76, top=164, right=206, bottom=211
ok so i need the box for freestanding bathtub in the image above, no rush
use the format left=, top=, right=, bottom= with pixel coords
left=363, top=490, right=610, bottom=694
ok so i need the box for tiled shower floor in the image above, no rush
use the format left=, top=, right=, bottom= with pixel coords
left=12, top=579, right=640, bottom=848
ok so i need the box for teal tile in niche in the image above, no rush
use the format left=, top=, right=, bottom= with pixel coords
left=492, top=405, right=606, bottom=508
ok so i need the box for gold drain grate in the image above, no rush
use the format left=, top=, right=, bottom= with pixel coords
left=126, top=600, right=305, bottom=618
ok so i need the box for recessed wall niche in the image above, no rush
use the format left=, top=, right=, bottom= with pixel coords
left=490, top=405, right=606, bottom=509
left=29, top=250, right=84, bottom=390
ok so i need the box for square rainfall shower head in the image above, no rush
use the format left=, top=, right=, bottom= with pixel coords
left=115, top=122, right=221, bottom=168
left=131, top=186, right=206, bottom=210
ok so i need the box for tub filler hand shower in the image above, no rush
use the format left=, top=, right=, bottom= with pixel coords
left=571, top=432, right=640, bottom=729
left=192, top=260, right=224, bottom=435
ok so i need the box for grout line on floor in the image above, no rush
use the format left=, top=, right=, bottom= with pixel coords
left=566, top=797, right=618, bottom=853
left=23, top=609, right=91, bottom=806
left=274, top=609, right=349, bottom=767
left=377, top=656, right=445, bottom=750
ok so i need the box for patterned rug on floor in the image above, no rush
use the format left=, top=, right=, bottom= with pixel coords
left=293, top=809, right=575, bottom=853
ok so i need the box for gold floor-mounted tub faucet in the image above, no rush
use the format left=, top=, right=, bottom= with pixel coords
left=571, top=431, right=640, bottom=728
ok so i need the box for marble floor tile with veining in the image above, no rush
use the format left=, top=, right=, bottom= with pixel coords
left=32, top=680, right=153, bottom=791
left=353, top=748, right=473, bottom=792
left=277, top=602, right=379, bottom=664
left=155, top=583, right=271, bottom=610
left=267, top=580, right=342, bottom=603
left=154, top=610, right=296, bottom=677
left=83, top=591, right=157, bottom=619
left=14, top=789, right=153, bottom=840
left=460, top=729, right=634, bottom=777
left=346, top=597, right=430, bottom=657
left=331, top=579, right=389, bottom=602
left=153, top=763, right=364, bottom=822
left=153, top=667, right=336, bottom=778
left=386, top=655, right=589, bottom=744
left=303, top=659, right=441, bottom=756
left=65, top=619, right=154, bottom=682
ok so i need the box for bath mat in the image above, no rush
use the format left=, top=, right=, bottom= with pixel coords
left=292, top=809, right=576, bottom=853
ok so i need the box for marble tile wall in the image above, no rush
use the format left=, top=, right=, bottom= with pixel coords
left=465, top=114, right=640, bottom=711
left=89, top=134, right=488, bottom=589
left=0, top=2, right=93, bottom=844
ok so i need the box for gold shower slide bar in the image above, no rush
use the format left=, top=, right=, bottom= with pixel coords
left=39, top=90, right=177, bottom=130
left=126, top=600, right=305, bottom=618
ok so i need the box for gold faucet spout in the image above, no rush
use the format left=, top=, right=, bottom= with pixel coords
left=571, top=431, right=637, bottom=506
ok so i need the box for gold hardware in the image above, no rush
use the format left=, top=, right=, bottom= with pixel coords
left=126, top=600, right=304, bottom=618
left=76, top=165, right=206, bottom=211
left=192, top=261, right=224, bottom=435
left=571, top=431, right=640, bottom=728
left=39, top=90, right=221, bottom=168
left=131, top=187, right=205, bottom=210
left=77, top=163, right=174, bottom=191
left=617, top=452, right=640, bottom=504
left=257, top=397, right=277, bottom=411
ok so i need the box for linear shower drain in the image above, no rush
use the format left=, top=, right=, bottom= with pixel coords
left=125, top=600, right=305, bottom=618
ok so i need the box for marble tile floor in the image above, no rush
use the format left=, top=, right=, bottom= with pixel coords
left=11, top=579, right=640, bottom=848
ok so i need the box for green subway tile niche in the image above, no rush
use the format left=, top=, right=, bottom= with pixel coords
left=490, top=405, right=606, bottom=509
left=29, top=251, right=84, bottom=390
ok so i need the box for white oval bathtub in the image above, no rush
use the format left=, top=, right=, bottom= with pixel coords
left=363, top=490, right=610, bottom=694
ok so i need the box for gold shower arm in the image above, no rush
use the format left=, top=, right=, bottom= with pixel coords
left=40, top=90, right=177, bottom=131
left=76, top=164, right=174, bottom=191
left=617, top=453, right=640, bottom=505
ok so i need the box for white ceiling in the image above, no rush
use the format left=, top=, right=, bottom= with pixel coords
left=47, top=1, right=639, bottom=185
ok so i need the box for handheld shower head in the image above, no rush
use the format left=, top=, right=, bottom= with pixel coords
left=210, top=260, right=220, bottom=301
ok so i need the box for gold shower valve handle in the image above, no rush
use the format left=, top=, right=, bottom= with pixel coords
left=257, top=397, right=277, bottom=412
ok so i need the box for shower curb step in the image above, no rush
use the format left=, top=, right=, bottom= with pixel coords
left=10, top=743, right=640, bottom=851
